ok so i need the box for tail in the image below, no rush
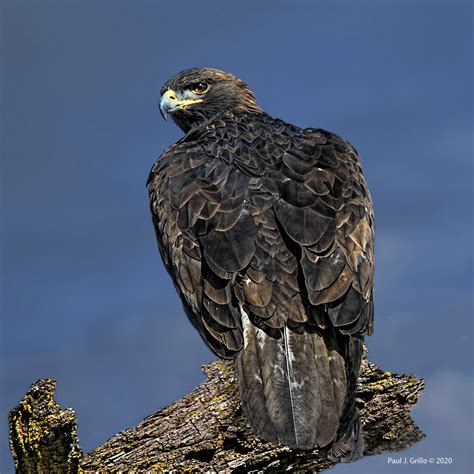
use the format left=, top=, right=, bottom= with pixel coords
left=238, top=312, right=364, bottom=460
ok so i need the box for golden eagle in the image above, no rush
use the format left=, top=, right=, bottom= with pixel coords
left=148, top=67, right=374, bottom=461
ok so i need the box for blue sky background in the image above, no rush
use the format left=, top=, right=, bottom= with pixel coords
left=1, top=1, right=472, bottom=472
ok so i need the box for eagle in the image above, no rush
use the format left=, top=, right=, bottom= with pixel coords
left=147, top=67, right=374, bottom=462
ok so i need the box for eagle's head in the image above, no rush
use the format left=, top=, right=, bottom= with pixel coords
left=159, top=67, right=262, bottom=132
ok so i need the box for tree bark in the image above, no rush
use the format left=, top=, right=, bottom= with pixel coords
left=9, top=351, right=424, bottom=473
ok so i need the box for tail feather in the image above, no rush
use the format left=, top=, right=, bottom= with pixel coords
left=310, top=327, right=347, bottom=447
left=237, top=313, right=278, bottom=443
left=329, top=336, right=364, bottom=462
left=238, top=311, right=364, bottom=459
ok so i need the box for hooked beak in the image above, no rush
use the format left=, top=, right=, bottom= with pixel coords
left=159, top=89, right=203, bottom=120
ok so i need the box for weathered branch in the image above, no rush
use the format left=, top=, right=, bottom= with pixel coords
left=9, top=352, right=424, bottom=473
left=9, top=379, right=82, bottom=473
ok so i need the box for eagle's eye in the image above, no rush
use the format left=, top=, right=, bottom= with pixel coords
left=191, top=82, right=208, bottom=94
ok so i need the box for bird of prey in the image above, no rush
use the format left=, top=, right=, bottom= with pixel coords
left=148, top=67, right=374, bottom=462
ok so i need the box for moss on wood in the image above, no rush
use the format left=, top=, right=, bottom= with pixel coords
left=9, top=353, right=424, bottom=473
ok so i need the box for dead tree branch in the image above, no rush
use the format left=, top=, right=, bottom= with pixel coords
left=9, top=353, right=424, bottom=473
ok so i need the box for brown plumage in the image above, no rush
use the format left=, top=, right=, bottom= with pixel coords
left=148, top=67, right=374, bottom=461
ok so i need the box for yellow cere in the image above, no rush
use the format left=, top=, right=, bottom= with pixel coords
left=163, top=89, right=203, bottom=109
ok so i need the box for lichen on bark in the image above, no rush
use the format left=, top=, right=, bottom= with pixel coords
left=9, top=354, right=425, bottom=473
